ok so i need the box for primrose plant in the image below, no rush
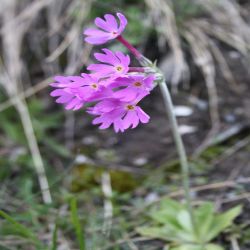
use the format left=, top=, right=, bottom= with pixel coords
left=50, top=13, right=241, bottom=250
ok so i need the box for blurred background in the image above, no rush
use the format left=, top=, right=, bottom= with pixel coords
left=0, top=0, right=250, bottom=249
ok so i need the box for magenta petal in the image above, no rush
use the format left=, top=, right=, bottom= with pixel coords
left=90, top=100, right=117, bottom=113
left=73, top=102, right=84, bottom=110
left=115, top=51, right=126, bottom=64
left=56, top=94, right=73, bottom=104
left=94, top=50, right=119, bottom=65
left=87, top=64, right=115, bottom=77
left=123, top=111, right=139, bottom=129
left=113, top=88, right=137, bottom=102
left=144, top=75, right=155, bottom=90
left=136, top=107, right=150, bottom=123
left=102, top=49, right=121, bottom=65
left=100, top=120, right=112, bottom=129
left=84, top=28, right=108, bottom=36
left=114, top=118, right=124, bottom=132
left=92, top=116, right=103, bottom=125
left=123, top=111, right=134, bottom=129
left=54, top=76, right=68, bottom=83
left=109, top=77, right=132, bottom=88
left=92, top=114, right=113, bottom=129
left=104, top=14, right=118, bottom=30
left=87, top=64, right=113, bottom=71
left=115, top=51, right=130, bottom=67
left=131, top=114, right=139, bottom=128
left=117, top=13, right=127, bottom=33
left=50, top=89, right=65, bottom=97
left=95, top=17, right=111, bottom=32
left=65, top=98, right=83, bottom=110
left=85, top=36, right=109, bottom=45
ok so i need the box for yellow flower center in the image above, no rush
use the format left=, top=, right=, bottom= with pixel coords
left=116, top=66, right=123, bottom=72
left=134, top=81, right=142, bottom=87
left=126, top=104, right=135, bottom=111
left=91, top=83, right=98, bottom=89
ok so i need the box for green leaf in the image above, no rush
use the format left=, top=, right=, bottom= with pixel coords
left=136, top=226, right=180, bottom=242
left=140, top=199, right=198, bottom=243
left=195, top=202, right=215, bottom=241
left=150, top=209, right=182, bottom=230
left=170, top=244, right=223, bottom=250
left=205, top=244, right=224, bottom=250
left=70, top=198, right=85, bottom=250
left=159, top=198, right=183, bottom=211
left=170, top=244, right=203, bottom=250
left=150, top=199, right=183, bottom=228
left=177, top=210, right=193, bottom=232
left=137, top=224, right=196, bottom=243
left=206, top=205, right=242, bottom=241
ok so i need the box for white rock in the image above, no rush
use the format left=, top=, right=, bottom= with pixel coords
left=145, top=192, right=159, bottom=204
left=174, top=106, right=193, bottom=117
left=74, top=154, right=91, bottom=164
left=178, top=125, right=197, bottom=135
left=133, top=157, right=148, bottom=166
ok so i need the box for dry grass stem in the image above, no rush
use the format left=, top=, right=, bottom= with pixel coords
left=0, top=0, right=52, bottom=203
left=145, top=0, right=189, bottom=90
left=101, top=172, right=113, bottom=237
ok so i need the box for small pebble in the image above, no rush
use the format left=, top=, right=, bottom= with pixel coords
left=145, top=192, right=159, bottom=204
left=133, top=157, right=148, bottom=166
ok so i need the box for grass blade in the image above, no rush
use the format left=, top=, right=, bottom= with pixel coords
left=70, top=198, right=85, bottom=250
left=0, top=210, right=38, bottom=241
left=50, top=220, right=58, bottom=250
left=0, top=210, right=40, bottom=245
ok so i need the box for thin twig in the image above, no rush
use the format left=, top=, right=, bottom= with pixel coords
left=230, top=236, right=240, bottom=250
left=221, top=192, right=250, bottom=205
left=212, top=134, right=250, bottom=170
left=0, top=77, right=51, bottom=112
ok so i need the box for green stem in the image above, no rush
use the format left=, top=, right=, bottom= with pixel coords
left=118, top=38, right=196, bottom=230
left=137, top=55, right=195, bottom=227
left=158, top=80, right=195, bottom=229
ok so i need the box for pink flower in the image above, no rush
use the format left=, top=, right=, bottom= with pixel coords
left=84, top=13, right=127, bottom=45
left=50, top=88, right=84, bottom=111
left=50, top=74, right=112, bottom=110
left=50, top=76, right=86, bottom=110
left=50, top=12, right=155, bottom=133
left=111, top=75, right=155, bottom=101
left=76, top=73, right=113, bottom=101
left=87, top=49, right=130, bottom=78
left=88, top=98, right=150, bottom=132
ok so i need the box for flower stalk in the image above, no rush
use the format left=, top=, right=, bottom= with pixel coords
left=158, top=80, right=195, bottom=227
left=118, top=37, right=195, bottom=230
left=117, top=35, right=142, bottom=59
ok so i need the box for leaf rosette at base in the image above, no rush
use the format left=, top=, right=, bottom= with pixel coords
left=137, top=199, right=242, bottom=250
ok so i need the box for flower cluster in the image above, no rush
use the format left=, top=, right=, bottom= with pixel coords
left=50, top=13, right=155, bottom=132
